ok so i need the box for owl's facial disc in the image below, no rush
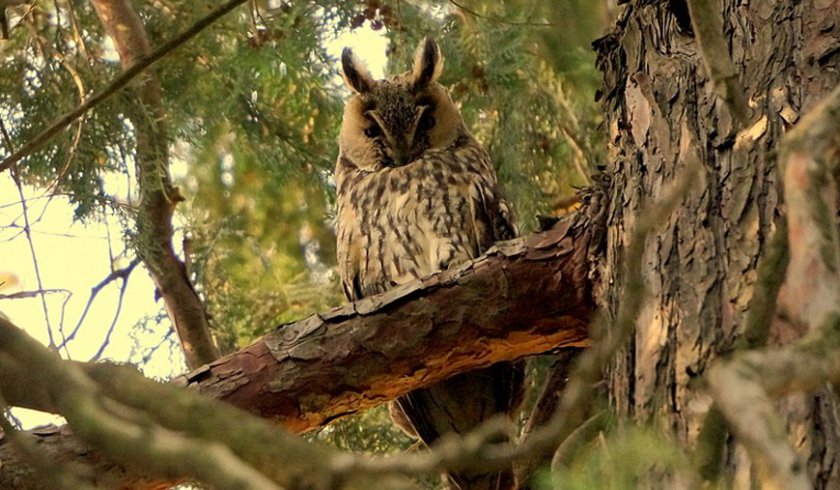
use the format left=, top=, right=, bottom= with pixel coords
left=364, top=103, right=435, bottom=167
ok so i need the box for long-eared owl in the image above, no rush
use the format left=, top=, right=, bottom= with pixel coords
left=335, top=37, right=525, bottom=490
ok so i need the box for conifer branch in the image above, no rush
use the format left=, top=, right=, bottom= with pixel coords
left=0, top=0, right=247, bottom=173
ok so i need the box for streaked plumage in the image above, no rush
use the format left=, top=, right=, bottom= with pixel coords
left=335, top=37, right=524, bottom=490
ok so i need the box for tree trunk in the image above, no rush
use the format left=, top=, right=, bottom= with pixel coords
left=596, top=0, right=840, bottom=486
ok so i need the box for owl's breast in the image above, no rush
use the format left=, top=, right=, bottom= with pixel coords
left=336, top=148, right=491, bottom=300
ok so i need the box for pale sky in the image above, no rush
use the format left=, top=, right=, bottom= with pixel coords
left=0, top=24, right=388, bottom=427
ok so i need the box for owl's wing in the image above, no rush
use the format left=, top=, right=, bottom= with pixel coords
left=477, top=185, right=517, bottom=245
left=473, top=159, right=518, bottom=252
left=336, top=218, right=362, bottom=302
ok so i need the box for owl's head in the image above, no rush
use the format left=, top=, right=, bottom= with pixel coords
left=338, top=37, right=466, bottom=171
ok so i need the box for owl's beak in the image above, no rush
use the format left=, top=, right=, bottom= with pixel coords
left=386, top=137, right=412, bottom=166
left=394, top=146, right=411, bottom=166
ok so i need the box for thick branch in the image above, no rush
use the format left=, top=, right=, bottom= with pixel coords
left=90, top=0, right=219, bottom=367
left=0, top=319, right=413, bottom=490
left=176, top=220, right=593, bottom=432
left=0, top=220, right=594, bottom=488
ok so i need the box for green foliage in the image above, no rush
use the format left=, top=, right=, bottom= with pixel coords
left=382, top=1, right=603, bottom=230
left=541, top=423, right=696, bottom=490
left=309, top=405, right=414, bottom=452
left=2, top=0, right=607, bottom=477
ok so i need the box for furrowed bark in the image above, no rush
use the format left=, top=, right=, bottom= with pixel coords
left=0, top=219, right=596, bottom=489
left=708, top=84, right=840, bottom=490
left=90, top=0, right=219, bottom=367
left=596, top=0, right=840, bottom=486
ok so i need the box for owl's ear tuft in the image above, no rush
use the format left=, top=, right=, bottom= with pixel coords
left=412, top=37, right=443, bottom=88
left=341, top=47, right=374, bottom=94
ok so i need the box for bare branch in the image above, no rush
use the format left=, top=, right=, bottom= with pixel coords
left=90, top=260, right=136, bottom=361
left=0, top=288, right=71, bottom=300
left=686, top=0, right=750, bottom=127
left=57, top=257, right=140, bottom=351
left=90, top=0, right=219, bottom=367
left=9, top=168, right=56, bottom=348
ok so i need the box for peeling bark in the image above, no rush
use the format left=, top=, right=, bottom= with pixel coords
left=0, top=219, right=596, bottom=489
left=176, top=219, right=593, bottom=433
left=596, top=0, right=840, bottom=485
left=90, top=0, right=219, bottom=368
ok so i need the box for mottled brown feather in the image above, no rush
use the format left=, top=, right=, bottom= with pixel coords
left=336, top=37, right=524, bottom=490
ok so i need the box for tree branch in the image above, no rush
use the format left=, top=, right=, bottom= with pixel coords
left=90, top=0, right=219, bottom=367
left=0, top=0, right=247, bottom=173
left=0, top=317, right=415, bottom=490
left=177, top=219, right=593, bottom=432
left=514, top=348, right=583, bottom=487
left=686, top=0, right=750, bottom=127
left=0, top=219, right=596, bottom=488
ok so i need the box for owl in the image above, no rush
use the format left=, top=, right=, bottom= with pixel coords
left=335, top=37, right=525, bottom=490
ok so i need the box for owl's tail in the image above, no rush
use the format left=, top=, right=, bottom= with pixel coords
left=391, top=362, right=526, bottom=490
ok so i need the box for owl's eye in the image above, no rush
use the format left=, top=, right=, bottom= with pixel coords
left=418, top=111, right=436, bottom=131
left=364, top=124, right=382, bottom=138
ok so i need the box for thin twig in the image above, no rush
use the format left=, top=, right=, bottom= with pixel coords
left=8, top=160, right=56, bottom=347
left=0, top=0, right=248, bottom=173
left=551, top=409, right=611, bottom=470
left=447, top=0, right=553, bottom=27
left=0, top=194, right=53, bottom=210
left=560, top=124, right=592, bottom=186
left=0, top=288, right=72, bottom=300
left=57, top=257, right=140, bottom=350
left=91, top=262, right=134, bottom=361
left=0, top=222, right=108, bottom=239
left=139, top=327, right=175, bottom=365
